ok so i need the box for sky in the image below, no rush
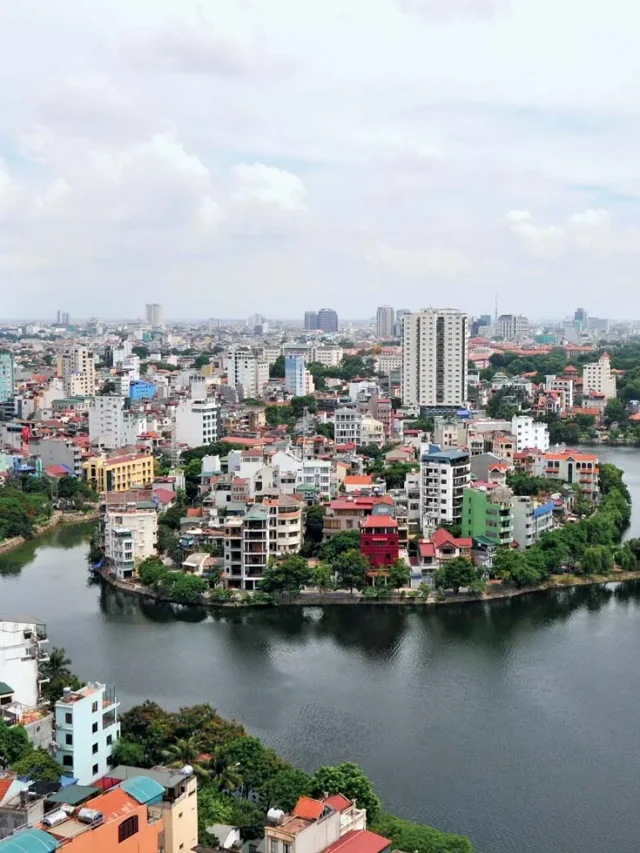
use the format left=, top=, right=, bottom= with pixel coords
left=2, top=0, right=640, bottom=321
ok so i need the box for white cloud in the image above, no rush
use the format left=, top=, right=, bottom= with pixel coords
left=366, top=242, right=474, bottom=278
left=506, top=208, right=613, bottom=259
left=232, top=164, right=307, bottom=213
left=397, top=0, right=508, bottom=22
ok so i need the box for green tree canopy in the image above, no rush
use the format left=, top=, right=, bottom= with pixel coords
left=312, top=762, right=381, bottom=822
left=333, top=549, right=370, bottom=592
left=435, top=557, right=478, bottom=594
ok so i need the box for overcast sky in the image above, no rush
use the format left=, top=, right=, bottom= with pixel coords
left=1, top=0, right=640, bottom=321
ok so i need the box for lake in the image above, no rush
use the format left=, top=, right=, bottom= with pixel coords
left=2, top=445, right=640, bottom=853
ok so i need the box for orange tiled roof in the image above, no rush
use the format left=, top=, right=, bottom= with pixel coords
left=292, top=796, right=325, bottom=821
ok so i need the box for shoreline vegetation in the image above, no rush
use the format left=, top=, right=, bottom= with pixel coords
left=0, top=510, right=98, bottom=556
left=95, top=462, right=634, bottom=611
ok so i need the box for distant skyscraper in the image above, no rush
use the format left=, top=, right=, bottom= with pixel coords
left=317, top=308, right=339, bottom=333
left=395, top=309, right=410, bottom=338
left=56, top=310, right=70, bottom=326
left=376, top=306, right=395, bottom=339
left=0, top=352, right=15, bottom=403
left=402, top=309, right=468, bottom=409
left=574, top=307, right=588, bottom=332
left=145, top=303, right=164, bottom=326
left=497, top=314, right=528, bottom=341
left=60, top=345, right=96, bottom=397
left=304, top=311, right=319, bottom=331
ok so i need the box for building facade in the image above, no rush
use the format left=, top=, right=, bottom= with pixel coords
left=0, top=620, right=49, bottom=709
left=174, top=397, right=219, bottom=448
left=496, top=314, right=528, bottom=341
left=317, top=308, right=339, bottom=333
left=420, top=446, right=471, bottom=528
left=376, top=306, right=395, bottom=339
left=227, top=350, right=269, bottom=399
left=334, top=408, right=362, bottom=445
left=402, top=309, right=468, bottom=409
left=145, top=303, right=164, bottom=326
left=60, top=346, right=96, bottom=397
left=582, top=353, right=616, bottom=401
left=462, top=485, right=513, bottom=547
left=511, top=415, right=550, bottom=452
left=88, top=396, right=147, bottom=450
left=53, top=682, right=120, bottom=785
left=104, top=506, right=158, bottom=580
left=543, top=450, right=599, bottom=496
left=511, top=496, right=555, bottom=551
left=360, top=514, right=399, bottom=568
left=304, top=311, right=319, bottom=331
left=0, top=352, right=14, bottom=403
left=84, top=453, right=154, bottom=493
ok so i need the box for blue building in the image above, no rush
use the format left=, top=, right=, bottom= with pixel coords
left=129, top=379, right=156, bottom=401
left=285, top=355, right=306, bottom=396
left=0, top=352, right=14, bottom=403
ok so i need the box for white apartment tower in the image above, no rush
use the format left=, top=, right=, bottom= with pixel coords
left=402, top=309, right=468, bottom=410
left=88, top=396, right=147, bottom=449
left=227, top=349, right=269, bottom=399
left=145, top=303, right=164, bottom=326
left=376, top=305, right=395, bottom=339
left=60, top=346, right=96, bottom=397
left=583, top=353, right=617, bottom=401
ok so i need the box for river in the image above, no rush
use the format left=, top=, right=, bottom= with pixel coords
left=2, top=447, right=640, bottom=853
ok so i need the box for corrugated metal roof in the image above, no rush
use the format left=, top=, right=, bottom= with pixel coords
left=0, top=829, right=60, bottom=853
left=120, top=775, right=165, bottom=805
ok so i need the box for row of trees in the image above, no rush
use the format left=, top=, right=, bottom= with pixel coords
left=113, top=700, right=472, bottom=852
left=137, top=557, right=209, bottom=603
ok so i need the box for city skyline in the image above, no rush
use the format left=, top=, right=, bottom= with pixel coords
left=2, top=1, right=640, bottom=316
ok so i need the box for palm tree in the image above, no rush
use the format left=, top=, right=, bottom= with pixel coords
left=161, top=736, right=210, bottom=779
left=215, top=761, right=244, bottom=794
left=45, top=648, right=72, bottom=678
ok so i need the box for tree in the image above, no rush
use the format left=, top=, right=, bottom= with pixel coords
left=12, top=748, right=62, bottom=782
left=603, top=398, right=626, bottom=426
left=581, top=545, right=614, bottom=576
left=162, top=736, right=209, bottom=778
left=260, top=767, right=313, bottom=811
left=39, top=647, right=83, bottom=705
left=304, top=505, right=326, bottom=547
left=388, top=559, right=411, bottom=590
left=165, top=574, right=207, bottom=604
left=270, top=356, right=285, bottom=378
left=221, top=736, right=283, bottom=795
left=312, top=762, right=381, bottom=822
left=110, top=739, right=145, bottom=766
left=333, top=549, right=370, bottom=592
left=506, top=472, right=550, bottom=497
left=616, top=545, right=637, bottom=572
left=434, top=557, right=477, bottom=595
left=313, top=561, right=334, bottom=592
left=138, top=557, right=168, bottom=586
left=320, top=531, right=360, bottom=562
left=290, top=396, right=318, bottom=418
left=373, top=812, right=474, bottom=853
left=0, top=720, right=31, bottom=767
left=259, top=556, right=312, bottom=596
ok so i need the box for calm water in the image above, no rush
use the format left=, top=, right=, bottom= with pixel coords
left=2, top=447, right=640, bottom=853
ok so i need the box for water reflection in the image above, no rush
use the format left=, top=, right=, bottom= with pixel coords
left=0, top=523, right=93, bottom=576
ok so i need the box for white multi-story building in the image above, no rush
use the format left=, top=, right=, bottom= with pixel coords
left=545, top=375, right=574, bottom=410
left=104, top=506, right=158, bottom=580
left=511, top=415, right=550, bottom=452
left=0, top=620, right=49, bottom=708
left=376, top=305, right=395, bottom=339
left=60, top=346, right=96, bottom=397
left=334, top=408, right=362, bottom=445
left=402, top=309, right=468, bottom=410
left=227, top=349, right=269, bottom=399
left=420, top=446, right=471, bottom=530
left=284, top=355, right=314, bottom=397
left=511, top=496, right=555, bottom=551
left=583, top=353, right=617, bottom=401
left=88, top=396, right=147, bottom=450
left=361, top=417, right=385, bottom=448
left=174, top=396, right=219, bottom=448
left=53, top=682, right=120, bottom=785
left=496, top=314, right=528, bottom=341
left=311, top=346, right=343, bottom=367
left=145, top=303, right=164, bottom=326
left=224, top=495, right=302, bottom=591
left=272, top=451, right=332, bottom=498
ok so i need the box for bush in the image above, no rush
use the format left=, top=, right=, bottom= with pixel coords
left=373, top=811, right=474, bottom=853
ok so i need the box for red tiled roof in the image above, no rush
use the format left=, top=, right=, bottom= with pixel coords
left=292, top=796, right=325, bottom=821
left=360, top=514, right=398, bottom=529
left=344, top=476, right=374, bottom=486
left=418, top=540, right=435, bottom=558
left=186, top=507, right=204, bottom=517
left=432, top=528, right=472, bottom=549
left=322, top=830, right=390, bottom=853
left=153, top=488, right=175, bottom=505
left=0, top=778, right=12, bottom=804
left=324, top=794, right=352, bottom=813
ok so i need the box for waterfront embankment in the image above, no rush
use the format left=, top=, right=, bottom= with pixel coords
left=0, top=510, right=97, bottom=556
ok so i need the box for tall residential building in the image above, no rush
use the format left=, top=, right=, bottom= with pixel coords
left=60, top=345, right=96, bottom=397
left=511, top=415, right=550, bottom=452
left=56, top=310, right=70, bottom=325
left=227, top=349, right=269, bottom=399
left=89, top=396, right=147, bottom=449
left=284, top=355, right=314, bottom=397
left=583, top=352, right=617, bottom=400
left=462, top=485, right=514, bottom=547
left=0, top=352, right=14, bottom=403
left=394, top=308, right=410, bottom=338
left=402, top=309, right=469, bottom=410
left=104, top=502, right=158, bottom=580
left=318, top=308, right=339, bottom=333
left=496, top=314, right=528, bottom=341
left=174, top=397, right=219, bottom=448
left=304, top=311, right=319, bottom=331
left=145, top=303, right=164, bottom=326
left=376, top=306, right=395, bottom=339
left=53, top=682, right=120, bottom=785
left=334, top=407, right=362, bottom=445
left=420, top=446, right=471, bottom=529
left=574, top=307, right=588, bottom=332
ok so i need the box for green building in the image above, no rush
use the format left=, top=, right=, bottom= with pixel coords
left=462, top=486, right=513, bottom=547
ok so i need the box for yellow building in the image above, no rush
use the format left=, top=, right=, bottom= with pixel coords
left=84, top=452, right=154, bottom=493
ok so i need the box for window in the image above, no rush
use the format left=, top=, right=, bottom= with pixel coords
left=92, top=722, right=98, bottom=734
left=107, top=734, right=113, bottom=746
left=271, top=839, right=279, bottom=853
left=65, top=734, right=73, bottom=745
left=283, top=844, right=291, bottom=853
left=92, top=702, right=98, bottom=713
left=92, top=742, right=98, bottom=754
left=92, top=763, right=99, bottom=776
left=118, top=816, right=139, bottom=843
left=65, top=712, right=72, bottom=724
left=63, top=755, right=73, bottom=767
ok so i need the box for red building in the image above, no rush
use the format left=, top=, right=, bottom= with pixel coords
left=359, top=514, right=399, bottom=568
